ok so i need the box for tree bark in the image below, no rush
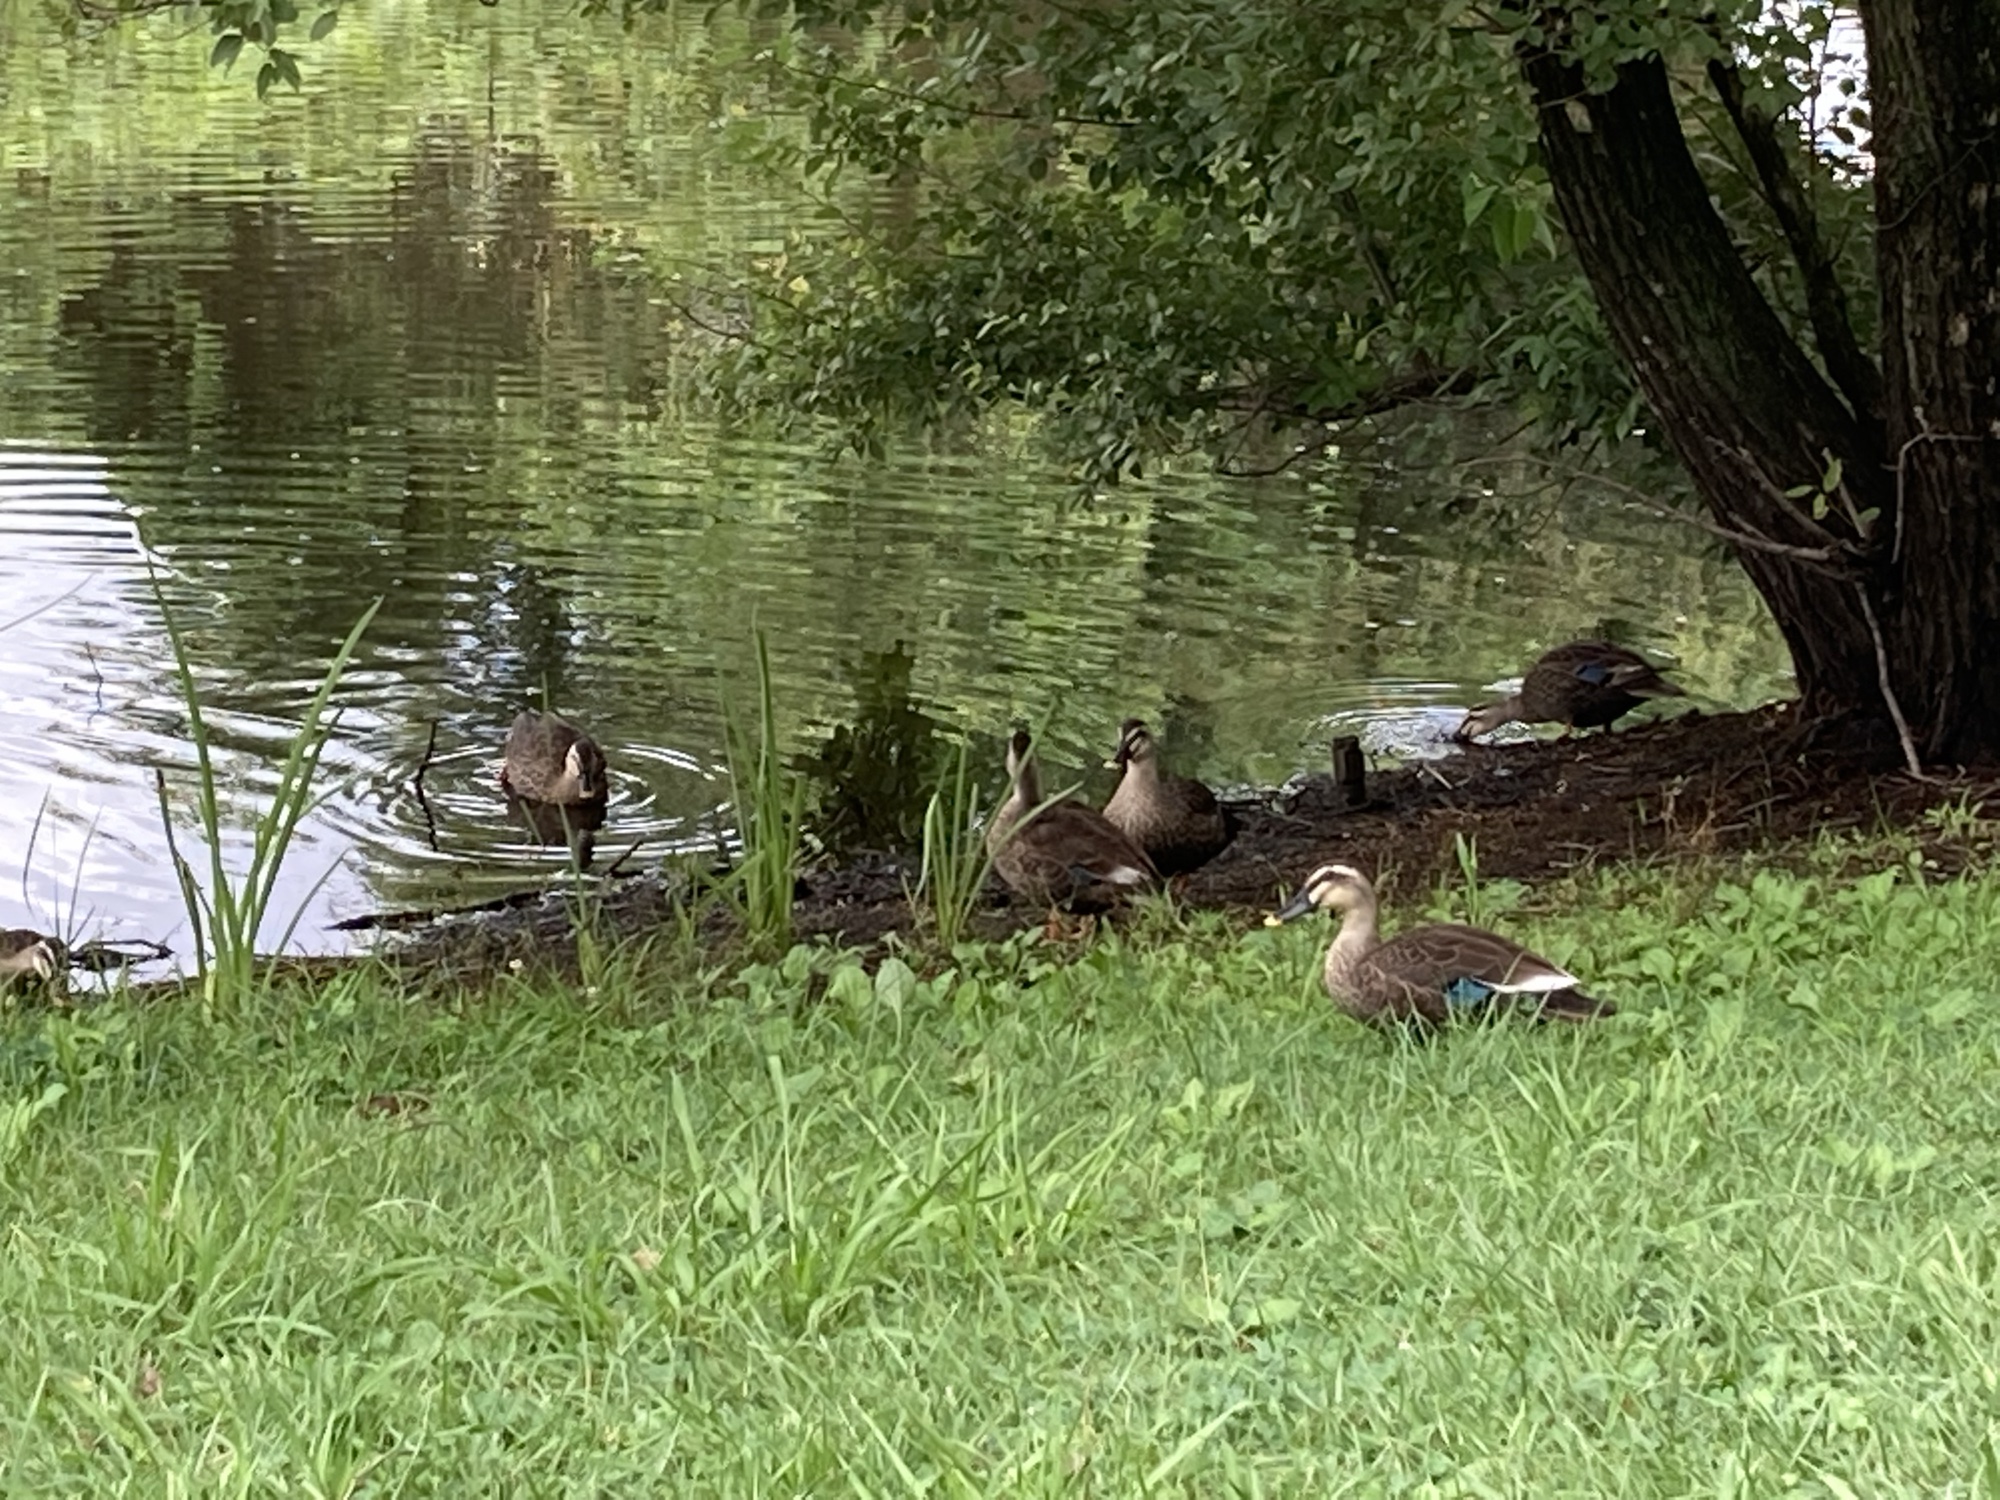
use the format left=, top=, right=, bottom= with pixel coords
left=1861, top=0, right=2000, bottom=760
left=1519, top=38, right=1892, bottom=722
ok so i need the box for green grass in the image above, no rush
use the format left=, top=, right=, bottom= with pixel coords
left=913, top=736, right=998, bottom=951
left=6, top=848, right=2000, bottom=1493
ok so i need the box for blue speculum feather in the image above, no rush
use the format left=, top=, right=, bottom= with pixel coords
left=1442, top=976, right=1497, bottom=1008
left=1573, top=661, right=1613, bottom=685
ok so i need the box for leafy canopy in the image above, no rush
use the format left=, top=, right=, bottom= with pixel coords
left=701, top=0, right=1873, bottom=479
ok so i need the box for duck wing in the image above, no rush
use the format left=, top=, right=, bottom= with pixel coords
left=1365, top=922, right=1614, bottom=1022
left=1524, top=643, right=1682, bottom=729
left=502, top=711, right=581, bottom=799
left=1550, top=641, right=1684, bottom=696
left=1144, top=775, right=1236, bottom=877
left=995, top=801, right=1158, bottom=907
left=1036, top=804, right=1158, bottom=884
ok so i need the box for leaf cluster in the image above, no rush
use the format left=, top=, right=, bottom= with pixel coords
left=706, top=0, right=1874, bottom=479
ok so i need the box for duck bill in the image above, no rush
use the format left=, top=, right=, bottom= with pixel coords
left=1265, top=885, right=1318, bottom=926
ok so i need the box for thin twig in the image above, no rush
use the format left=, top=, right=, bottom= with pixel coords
left=1216, top=424, right=1339, bottom=479
left=770, top=57, right=1133, bottom=131
left=1854, top=580, right=1925, bottom=779
left=600, top=838, right=645, bottom=880
left=1891, top=429, right=1987, bottom=564
left=1337, top=189, right=1401, bottom=308
left=69, top=936, right=173, bottom=973
left=660, top=291, right=772, bottom=354
left=153, top=768, right=208, bottom=970
left=68, top=0, right=178, bottom=18
left=410, top=720, right=441, bottom=854
left=0, top=578, right=88, bottom=636
left=1480, top=456, right=1851, bottom=567
left=83, top=642, right=105, bottom=710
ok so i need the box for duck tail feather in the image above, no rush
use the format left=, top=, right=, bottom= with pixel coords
left=1532, top=988, right=1618, bottom=1022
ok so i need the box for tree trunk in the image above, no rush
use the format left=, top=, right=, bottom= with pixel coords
left=1519, top=40, right=1892, bottom=723
left=1862, top=0, right=2000, bottom=760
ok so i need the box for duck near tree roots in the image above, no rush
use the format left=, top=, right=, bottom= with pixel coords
left=1455, top=640, right=1686, bottom=742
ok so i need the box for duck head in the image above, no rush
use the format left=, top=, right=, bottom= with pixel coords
left=565, top=738, right=608, bottom=802
left=1453, top=696, right=1523, bottom=742
left=1107, top=718, right=1156, bottom=770
left=1266, top=862, right=1376, bottom=925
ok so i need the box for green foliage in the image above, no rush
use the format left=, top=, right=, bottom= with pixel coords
left=111, top=0, right=1877, bottom=496
left=719, top=629, right=808, bottom=954
left=152, top=587, right=379, bottom=1007
left=911, top=736, right=995, bottom=952
left=189, top=0, right=340, bottom=95
left=682, top=0, right=1875, bottom=481
left=6, top=852, right=2000, bottom=1487
left=797, top=643, right=952, bottom=856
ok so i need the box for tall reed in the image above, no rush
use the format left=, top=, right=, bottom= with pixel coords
left=153, top=582, right=379, bottom=1004
left=720, top=629, right=806, bottom=954
left=913, top=738, right=997, bottom=952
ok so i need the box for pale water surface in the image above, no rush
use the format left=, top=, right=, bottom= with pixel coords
left=0, top=0, right=1793, bottom=957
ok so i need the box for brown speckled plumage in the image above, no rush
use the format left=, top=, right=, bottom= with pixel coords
left=1457, top=640, right=1685, bottom=740
left=1102, top=719, right=1235, bottom=877
left=500, top=711, right=609, bottom=806
left=988, top=730, right=1158, bottom=909
left=1270, top=864, right=1615, bottom=1028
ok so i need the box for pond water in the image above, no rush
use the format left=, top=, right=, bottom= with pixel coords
left=0, top=0, right=1794, bottom=958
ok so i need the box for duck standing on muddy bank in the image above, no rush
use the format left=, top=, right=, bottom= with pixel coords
left=1456, top=640, right=1686, bottom=742
left=1101, top=718, right=1236, bottom=878
left=988, top=728, right=1157, bottom=910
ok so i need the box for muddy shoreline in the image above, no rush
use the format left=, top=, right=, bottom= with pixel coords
left=290, top=704, right=1999, bottom=992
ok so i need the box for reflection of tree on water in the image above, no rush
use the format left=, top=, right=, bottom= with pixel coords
left=798, top=643, right=959, bottom=857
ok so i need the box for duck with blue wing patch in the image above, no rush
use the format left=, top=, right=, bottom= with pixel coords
left=1267, top=864, right=1615, bottom=1030
left=1455, top=640, right=1685, bottom=741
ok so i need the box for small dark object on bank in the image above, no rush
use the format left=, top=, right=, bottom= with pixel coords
left=1330, top=734, right=1367, bottom=806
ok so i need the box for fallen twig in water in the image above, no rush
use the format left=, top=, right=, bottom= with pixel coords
left=411, top=719, right=442, bottom=853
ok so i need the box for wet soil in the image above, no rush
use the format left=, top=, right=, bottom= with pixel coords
left=787, top=704, right=2000, bottom=950
left=110, top=704, right=2000, bottom=999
